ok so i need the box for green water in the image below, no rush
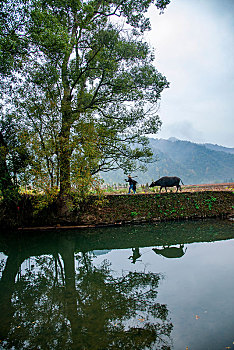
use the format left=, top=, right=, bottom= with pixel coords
left=0, top=219, right=234, bottom=350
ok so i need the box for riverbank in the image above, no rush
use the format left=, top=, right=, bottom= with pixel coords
left=12, top=190, right=234, bottom=230
left=79, top=190, right=234, bottom=225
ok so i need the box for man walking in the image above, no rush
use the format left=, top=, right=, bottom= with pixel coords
left=125, top=175, right=137, bottom=194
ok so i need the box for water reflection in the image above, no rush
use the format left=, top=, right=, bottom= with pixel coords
left=128, top=248, right=142, bottom=263
left=152, top=244, right=187, bottom=259
left=0, top=241, right=172, bottom=349
left=0, top=219, right=233, bottom=350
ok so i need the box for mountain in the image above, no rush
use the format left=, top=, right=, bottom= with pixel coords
left=100, top=138, right=234, bottom=185
left=202, top=143, right=234, bottom=155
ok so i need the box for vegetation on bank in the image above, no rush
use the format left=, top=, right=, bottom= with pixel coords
left=0, top=188, right=232, bottom=230
left=79, top=191, right=234, bottom=226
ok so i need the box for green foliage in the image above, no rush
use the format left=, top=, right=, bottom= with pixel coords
left=32, top=186, right=59, bottom=215
left=204, top=196, right=217, bottom=210
left=0, top=116, right=31, bottom=202
left=0, top=0, right=30, bottom=77
left=0, top=116, right=31, bottom=182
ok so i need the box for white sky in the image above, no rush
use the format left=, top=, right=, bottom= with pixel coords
left=146, top=0, right=234, bottom=147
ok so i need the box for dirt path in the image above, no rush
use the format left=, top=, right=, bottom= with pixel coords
left=181, top=182, right=234, bottom=192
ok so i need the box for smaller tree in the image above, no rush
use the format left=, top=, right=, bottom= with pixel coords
left=0, top=114, right=31, bottom=201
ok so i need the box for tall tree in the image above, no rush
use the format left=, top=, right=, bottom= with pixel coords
left=2, top=0, right=170, bottom=199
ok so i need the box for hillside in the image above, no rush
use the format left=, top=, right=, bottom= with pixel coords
left=203, top=143, right=234, bottom=154
left=100, top=138, right=234, bottom=185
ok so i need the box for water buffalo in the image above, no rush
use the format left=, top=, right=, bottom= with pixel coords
left=153, top=244, right=187, bottom=259
left=149, top=176, right=184, bottom=193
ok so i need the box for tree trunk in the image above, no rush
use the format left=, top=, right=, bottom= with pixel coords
left=60, top=239, right=82, bottom=349
left=59, top=134, right=71, bottom=195
left=59, top=94, right=72, bottom=196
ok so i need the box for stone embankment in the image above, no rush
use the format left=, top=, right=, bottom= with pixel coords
left=79, top=191, right=233, bottom=226
left=15, top=189, right=234, bottom=230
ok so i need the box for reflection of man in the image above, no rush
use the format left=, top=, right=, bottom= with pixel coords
left=125, top=175, right=137, bottom=194
left=128, top=248, right=141, bottom=263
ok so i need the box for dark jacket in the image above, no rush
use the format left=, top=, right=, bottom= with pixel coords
left=126, top=177, right=137, bottom=185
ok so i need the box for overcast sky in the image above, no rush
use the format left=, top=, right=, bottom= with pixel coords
left=146, top=0, right=234, bottom=147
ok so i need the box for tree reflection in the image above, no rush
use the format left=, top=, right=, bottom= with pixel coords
left=0, top=241, right=173, bottom=350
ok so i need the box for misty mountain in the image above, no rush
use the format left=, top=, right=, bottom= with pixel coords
left=100, top=138, right=234, bottom=185
left=202, top=143, right=234, bottom=155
